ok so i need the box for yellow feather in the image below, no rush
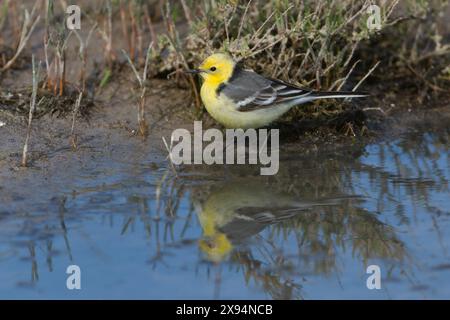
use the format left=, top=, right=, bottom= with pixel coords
left=197, top=53, right=292, bottom=128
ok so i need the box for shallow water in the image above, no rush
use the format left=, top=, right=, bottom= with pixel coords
left=0, top=125, right=449, bottom=299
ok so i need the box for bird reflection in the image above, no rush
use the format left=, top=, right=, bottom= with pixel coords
left=191, top=174, right=410, bottom=299
left=193, top=179, right=353, bottom=263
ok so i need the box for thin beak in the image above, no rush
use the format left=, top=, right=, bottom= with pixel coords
left=185, top=69, right=203, bottom=74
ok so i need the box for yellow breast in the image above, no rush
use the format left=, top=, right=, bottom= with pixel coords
left=200, top=81, right=292, bottom=129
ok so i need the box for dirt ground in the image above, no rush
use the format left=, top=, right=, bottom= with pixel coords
left=1, top=6, right=449, bottom=185
left=1, top=73, right=449, bottom=184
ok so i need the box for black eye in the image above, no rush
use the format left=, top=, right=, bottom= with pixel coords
left=210, top=66, right=216, bottom=72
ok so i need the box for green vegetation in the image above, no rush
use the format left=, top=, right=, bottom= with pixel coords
left=0, top=0, right=449, bottom=131
left=157, top=0, right=449, bottom=95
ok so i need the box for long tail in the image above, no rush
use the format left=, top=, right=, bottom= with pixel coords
left=309, top=91, right=369, bottom=100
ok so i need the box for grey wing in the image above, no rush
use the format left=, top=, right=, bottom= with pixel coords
left=220, top=68, right=312, bottom=112
left=219, top=206, right=306, bottom=242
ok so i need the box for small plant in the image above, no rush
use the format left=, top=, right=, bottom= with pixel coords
left=43, top=0, right=73, bottom=96
left=21, top=55, right=41, bottom=167
left=74, top=24, right=97, bottom=92
left=90, top=0, right=117, bottom=90
left=69, top=24, right=96, bottom=150
left=160, top=1, right=202, bottom=109
left=70, top=91, right=83, bottom=150
left=0, top=1, right=40, bottom=72
left=118, top=0, right=156, bottom=66
left=122, top=41, right=153, bottom=137
left=96, top=0, right=116, bottom=68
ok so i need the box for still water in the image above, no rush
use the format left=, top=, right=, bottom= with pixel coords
left=0, top=125, right=449, bottom=299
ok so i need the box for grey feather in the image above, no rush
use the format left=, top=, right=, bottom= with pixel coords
left=219, top=67, right=312, bottom=112
left=219, top=66, right=368, bottom=112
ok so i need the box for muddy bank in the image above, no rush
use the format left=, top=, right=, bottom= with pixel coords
left=1, top=67, right=450, bottom=174
left=1, top=79, right=449, bottom=299
left=1, top=76, right=449, bottom=184
left=1, top=0, right=448, bottom=173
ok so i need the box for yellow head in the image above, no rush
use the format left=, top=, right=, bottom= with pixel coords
left=189, top=53, right=236, bottom=86
left=198, top=233, right=233, bottom=263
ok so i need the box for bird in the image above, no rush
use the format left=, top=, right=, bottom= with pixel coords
left=186, top=53, right=368, bottom=129
left=193, top=179, right=347, bottom=263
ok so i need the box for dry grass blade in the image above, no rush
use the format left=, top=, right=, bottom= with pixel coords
left=237, top=0, right=252, bottom=41
left=74, top=23, right=97, bottom=92
left=180, top=0, right=193, bottom=26
left=334, top=60, right=361, bottom=91
left=70, top=91, right=83, bottom=150
left=122, top=41, right=154, bottom=137
left=352, top=61, right=381, bottom=92
left=96, top=0, right=115, bottom=66
left=1, top=2, right=40, bottom=72
left=122, top=49, right=143, bottom=86
left=21, top=55, right=41, bottom=167
left=161, top=136, right=178, bottom=174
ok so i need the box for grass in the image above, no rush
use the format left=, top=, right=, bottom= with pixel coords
left=0, top=0, right=448, bottom=140
left=69, top=91, right=83, bottom=149
left=21, top=55, right=40, bottom=167
left=42, top=0, right=73, bottom=96
left=74, top=23, right=97, bottom=92
left=122, top=40, right=154, bottom=137
left=156, top=0, right=449, bottom=112
left=0, top=1, right=40, bottom=73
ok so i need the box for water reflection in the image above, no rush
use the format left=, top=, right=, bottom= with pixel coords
left=193, top=178, right=405, bottom=261
left=190, top=179, right=407, bottom=299
left=188, top=161, right=412, bottom=298
left=0, top=123, right=448, bottom=299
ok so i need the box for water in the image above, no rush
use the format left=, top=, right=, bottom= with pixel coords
left=0, top=126, right=449, bottom=299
